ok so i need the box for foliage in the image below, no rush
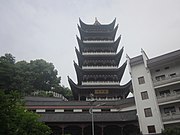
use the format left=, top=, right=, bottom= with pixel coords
left=0, top=90, right=52, bottom=135
left=162, top=126, right=180, bottom=135
left=12, top=59, right=61, bottom=94
left=0, top=53, right=15, bottom=92
left=0, top=53, right=72, bottom=97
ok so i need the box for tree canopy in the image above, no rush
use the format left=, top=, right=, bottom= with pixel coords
left=0, top=53, right=72, bottom=97
left=0, top=53, right=15, bottom=91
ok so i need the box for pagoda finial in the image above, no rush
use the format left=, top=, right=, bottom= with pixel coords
left=94, top=17, right=101, bottom=25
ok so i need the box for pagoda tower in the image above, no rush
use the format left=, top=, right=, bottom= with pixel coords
left=68, top=18, right=131, bottom=101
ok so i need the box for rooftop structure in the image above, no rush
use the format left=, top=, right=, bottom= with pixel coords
left=25, top=96, right=139, bottom=135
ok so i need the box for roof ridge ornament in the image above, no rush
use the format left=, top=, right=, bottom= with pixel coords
left=94, top=17, right=101, bottom=25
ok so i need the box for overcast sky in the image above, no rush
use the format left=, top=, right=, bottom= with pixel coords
left=0, top=0, right=180, bottom=87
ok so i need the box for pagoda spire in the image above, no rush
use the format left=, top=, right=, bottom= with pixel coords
left=94, top=17, right=101, bottom=25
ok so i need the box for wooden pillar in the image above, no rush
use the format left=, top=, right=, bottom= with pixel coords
left=60, top=125, right=65, bottom=135
left=80, top=124, right=86, bottom=135
left=81, top=127, right=84, bottom=135
left=121, top=126, right=124, bottom=135
left=100, top=124, right=105, bottom=135
left=101, top=126, right=104, bottom=135
left=62, top=127, right=64, bottom=135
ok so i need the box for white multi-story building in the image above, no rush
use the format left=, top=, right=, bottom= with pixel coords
left=127, top=49, right=180, bottom=134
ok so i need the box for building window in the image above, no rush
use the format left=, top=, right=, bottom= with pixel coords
left=155, top=75, right=165, bottom=81
left=141, top=91, right=149, bottom=100
left=36, top=109, right=46, bottom=113
left=164, top=66, right=169, bottom=70
left=170, top=73, right=176, bottom=78
left=73, top=109, right=82, bottom=113
left=138, top=76, right=145, bottom=84
left=147, top=125, right=156, bottom=133
left=174, top=89, right=180, bottom=94
left=164, top=106, right=176, bottom=114
left=144, top=108, right=152, bottom=117
left=159, top=90, right=170, bottom=97
left=155, top=69, right=160, bottom=72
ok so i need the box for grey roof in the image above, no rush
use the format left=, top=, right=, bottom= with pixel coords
left=39, top=110, right=137, bottom=122
left=147, top=49, right=180, bottom=68
left=24, top=96, right=64, bottom=102
left=25, top=96, right=135, bottom=108
left=130, top=55, right=143, bottom=67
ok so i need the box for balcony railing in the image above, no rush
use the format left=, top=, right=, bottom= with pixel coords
left=157, top=92, right=180, bottom=104
left=86, top=97, right=121, bottom=101
left=153, top=74, right=180, bottom=87
left=83, top=40, right=114, bottom=43
left=82, top=81, right=120, bottom=85
left=162, top=112, right=180, bottom=122
left=82, top=66, right=118, bottom=69
left=82, top=52, right=116, bottom=55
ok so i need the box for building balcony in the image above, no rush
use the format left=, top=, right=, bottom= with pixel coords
left=82, top=52, right=116, bottom=55
left=162, top=112, right=180, bottom=123
left=157, top=92, right=180, bottom=105
left=82, top=81, right=120, bottom=85
left=83, top=40, right=114, bottom=43
left=82, top=66, right=118, bottom=69
left=153, top=74, right=180, bottom=88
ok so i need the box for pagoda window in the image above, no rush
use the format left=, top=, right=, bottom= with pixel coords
left=87, top=75, right=95, bottom=82
left=83, top=60, right=88, bottom=66
left=83, top=75, right=88, bottom=82
left=113, top=75, right=118, bottom=81
left=112, top=61, right=116, bottom=66
left=97, top=75, right=104, bottom=81
left=110, top=48, right=113, bottom=52
left=106, top=75, right=113, bottom=81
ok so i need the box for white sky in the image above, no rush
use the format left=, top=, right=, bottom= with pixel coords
left=0, top=0, right=180, bottom=87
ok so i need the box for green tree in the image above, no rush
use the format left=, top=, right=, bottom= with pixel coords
left=0, top=90, right=52, bottom=135
left=12, top=59, right=61, bottom=95
left=162, top=127, right=180, bottom=135
left=29, top=59, right=61, bottom=91
left=0, top=53, right=72, bottom=98
left=0, top=53, right=15, bottom=92
left=12, top=61, right=33, bottom=94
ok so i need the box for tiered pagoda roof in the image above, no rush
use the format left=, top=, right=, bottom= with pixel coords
left=68, top=18, right=132, bottom=101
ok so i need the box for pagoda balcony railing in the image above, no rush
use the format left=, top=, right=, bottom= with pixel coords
left=153, top=73, right=180, bottom=88
left=82, top=81, right=120, bottom=85
left=82, top=52, right=116, bottom=55
left=83, top=40, right=114, bottom=43
left=82, top=66, right=118, bottom=69
left=162, top=112, right=180, bottom=122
